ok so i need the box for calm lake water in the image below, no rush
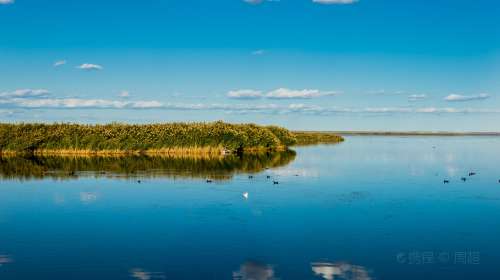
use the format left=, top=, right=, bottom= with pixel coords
left=1, top=136, right=500, bottom=279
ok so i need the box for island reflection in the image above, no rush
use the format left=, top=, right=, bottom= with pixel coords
left=0, top=150, right=296, bottom=181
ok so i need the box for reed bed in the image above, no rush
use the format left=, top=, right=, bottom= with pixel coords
left=27, top=147, right=226, bottom=157
left=0, top=121, right=297, bottom=155
left=292, top=131, right=345, bottom=146
left=0, top=122, right=344, bottom=156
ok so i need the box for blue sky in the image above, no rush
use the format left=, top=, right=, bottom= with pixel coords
left=1, top=0, right=499, bottom=131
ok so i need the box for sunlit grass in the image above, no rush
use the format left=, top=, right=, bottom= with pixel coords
left=292, top=131, right=345, bottom=146
left=0, top=121, right=297, bottom=155
left=0, top=122, right=344, bottom=156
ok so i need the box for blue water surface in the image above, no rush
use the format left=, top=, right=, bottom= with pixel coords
left=1, top=136, right=500, bottom=279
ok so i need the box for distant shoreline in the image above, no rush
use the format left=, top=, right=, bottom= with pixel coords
left=308, top=131, right=500, bottom=136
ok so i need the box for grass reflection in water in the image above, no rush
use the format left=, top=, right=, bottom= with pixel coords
left=0, top=150, right=296, bottom=181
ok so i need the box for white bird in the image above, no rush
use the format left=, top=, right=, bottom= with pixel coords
left=243, top=192, right=249, bottom=199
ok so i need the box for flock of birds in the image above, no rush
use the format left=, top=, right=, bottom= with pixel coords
left=444, top=172, right=500, bottom=184
left=205, top=173, right=283, bottom=200
left=133, top=158, right=499, bottom=200
left=134, top=173, right=282, bottom=200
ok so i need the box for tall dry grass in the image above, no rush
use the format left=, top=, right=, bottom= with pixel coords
left=0, top=121, right=297, bottom=155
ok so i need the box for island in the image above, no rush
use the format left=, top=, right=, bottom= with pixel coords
left=0, top=122, right=344, bottom=156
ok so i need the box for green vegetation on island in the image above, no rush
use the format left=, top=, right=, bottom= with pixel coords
left=0, top=122, right=344, bottom=156
left=0, top=122, right=299, bottom=155
left=292, top=131, right=345, bottom=146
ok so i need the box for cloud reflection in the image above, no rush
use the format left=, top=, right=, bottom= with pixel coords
left=311, top=262, right=372, bottom=280
left=0, top=255, right=12, bottom=266
left=233, top=261, right=276, bottom=280
left=80, top=192, right=98, bottom=204
left=129, top=268, right=165, bottom=280
left=53, top=193, right=66, bottom=205
left=270, top=168, right=319, bottom=178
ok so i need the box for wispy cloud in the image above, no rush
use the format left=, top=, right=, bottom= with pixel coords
left=227, top=89, right=263, bottom=99
left=266, top=88, right=337, bottom=99
left=0, top=0, right=14, bottom=5
left=408, top=94, right=427, bottom=102
left=53, top=60, right=67, bottom=67
left=312, top=0, right=358, bottom=4
left=2, top=90, right=499, bottom=116
left=366, top=89, right=387, bottom=95
left=244, top=0, right=264, bottom=4
left=0, top=89, right=50, bottom=98
left=2, top=96, right=500, bottom=116
left=444, top=93, right=490, bottom=102
left=251, top=49, right=266, bottom=55
left=227, top=88, right=338, bottom=100
left=0, top=109, right=15, bottom=117
left=368, top=89, right=406, bottom=96
left=119, top=90, right=130, bottom=98
left=77, top=63, right=103, bottom=71
left=8, top=98, right=163, bottom=109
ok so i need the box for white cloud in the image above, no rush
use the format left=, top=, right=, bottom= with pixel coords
left=2, top=93, right=500, bottom=116
left=53, top=60, right=67, bottom=67
left=408, top=94, right=427, bottom=102
left=252, top=50, right=266, bottom=55
left=266, top=88, right=337, bottom=99
left=119, top=90, right=130, bottom=98
left=227, top=89, right=263, bottom=99
left=444, top=93, right=490, bottom=102
left=368, top=89, right=386, bottom=95
left=131, top=100, right=163, bottom=109
left=77, top=63, right=103, bottom=71
left=368, top=89, right=407, bottom=96
left=227, top=88, right=338, bottom=100
left=0, top=0, right=14, bottom=4
left=0, top=89, right=50, bottom=98
left=15, top=98, right=114, bottom=108
left=312, top=0, right=358, bottom=4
